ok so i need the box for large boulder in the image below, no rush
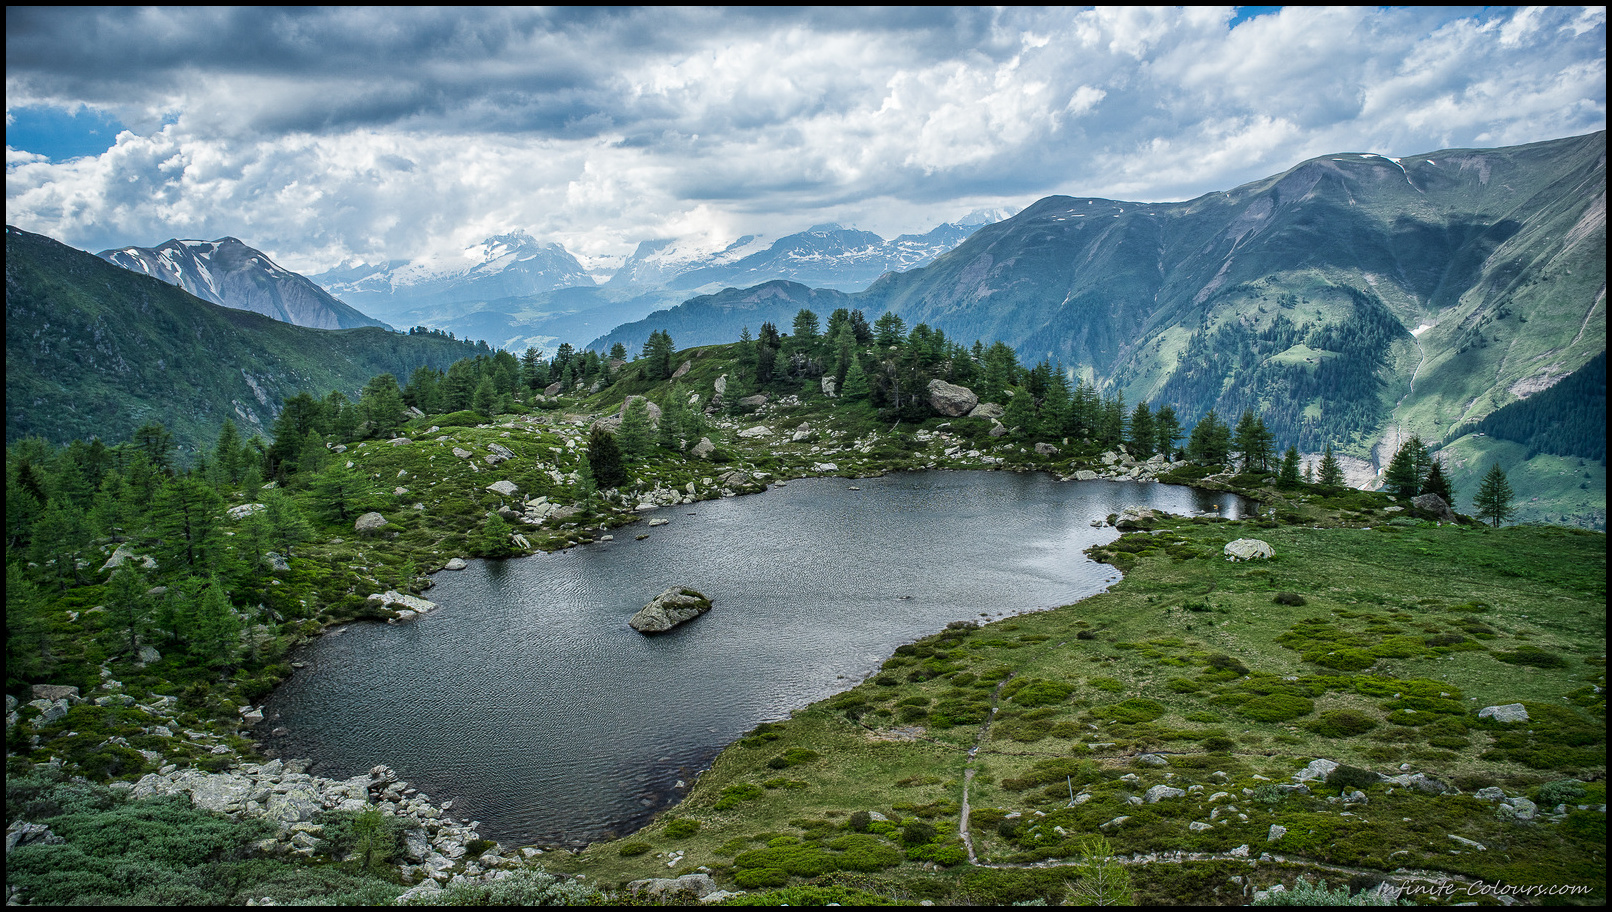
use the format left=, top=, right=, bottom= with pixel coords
left=486, top=480, right=520, bottom=497
left=620, top=395, right=663, bottom=427
left=629, top=588, right=713, bottom=634
left=1223, top=539, right=1273, bottom=561
left=1478, top=703, right=1529, bottom=723
left=927, top=379, right=979, bottom=417
left=1412, top=493, right=1459, bottom=522
left=354, top=512, right=389, bottom=534
left=627, top=874, right=719, bottom=902
left=967, top=402, right=1005, bottom=420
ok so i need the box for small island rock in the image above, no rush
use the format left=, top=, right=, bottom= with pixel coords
left=629, top=587, right=713, bottom=634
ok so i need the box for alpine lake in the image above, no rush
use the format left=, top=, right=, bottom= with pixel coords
left=259, top=471, right=1247, bottom=846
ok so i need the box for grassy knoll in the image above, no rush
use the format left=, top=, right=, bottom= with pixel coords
left=545, top=512, right=1605, bottom=905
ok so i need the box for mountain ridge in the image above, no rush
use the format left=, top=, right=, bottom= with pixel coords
left=98, top=236, right=389, bottom=331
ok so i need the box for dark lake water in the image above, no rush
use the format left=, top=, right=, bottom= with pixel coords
left=259, top=471, right=1246, bottom=845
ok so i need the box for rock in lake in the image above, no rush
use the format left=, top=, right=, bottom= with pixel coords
left=629, top=587, right=713, bottom=634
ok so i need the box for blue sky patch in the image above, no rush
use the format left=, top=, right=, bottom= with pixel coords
left=7, top=105, right=125, bottom=161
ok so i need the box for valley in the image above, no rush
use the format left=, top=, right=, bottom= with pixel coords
left=5, top=325, right=1604, bottom=905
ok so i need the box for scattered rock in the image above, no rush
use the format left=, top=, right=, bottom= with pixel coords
left=1294, top=759, right=1339, bottom=782
left=443, top=558, right=468, bottom=571
left=227, top=503, right=266, bottom=520
left=486, top=480, right=520, bottom=497
left=627, top=873, right=718, bottom=902
left=1145, top=785, right=1186, bottom=803
left=1267, top=824, right=1287, bottom=841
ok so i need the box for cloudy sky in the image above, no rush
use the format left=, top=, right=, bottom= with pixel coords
left=6, top=6, right=1605, bottom=276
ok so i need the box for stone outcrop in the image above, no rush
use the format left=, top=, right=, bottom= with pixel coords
left=628, top=588, right=713, bottom=634
left=366, top=590, right=440, bottom=622
left=485, top=480, right=519, bottom=497
left=1223, top=538, right=1273, bottom=561
left=626, top=873, right=719, bottom=903
left=120, top=762, right=500, bottom=883
left=1411, top=492, right=1459, bottom=522
left=927, top=379, right=979, bottom=417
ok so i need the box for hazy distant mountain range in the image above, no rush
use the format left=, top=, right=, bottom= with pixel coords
left=98, top=237, right=389, bottom=330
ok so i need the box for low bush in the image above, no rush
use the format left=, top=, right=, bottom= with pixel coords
left=1494, top=646, right=1569, bottom=669
left=1237, top=693, right=1315, bottom=723
left=664, top=818, right=701, bottom=838
left=617, top=842, right=651, bottom=856
left=1306, top=709, right=1378, bottom=738
left=1096, top=698, right=1168, bottom=724
left=1273, top=592, right=1308, bottom=606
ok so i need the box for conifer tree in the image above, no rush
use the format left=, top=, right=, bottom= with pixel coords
left=105, top=566, right=150, bottom=656
left=473, top=514, right=517, bottom=559
left=1317, top=442, right=1345, bottom=486
left=1420, top=458, right=1455, bottom=504
left=1128, top=402, right=1156, bottom=459
left=1383, top=436, right=1428, bottom=498
left=1474, top=463, right=1515, bottom=528
left=617, top=399, right=655, bottom=460
left=1187, top=410, right=1231, bottom=465
left=586, top=426, right=628, bottom=489
left=1278, top=446, right=1301, bottom=487
left=841, top=354, right=871, bottom=401
left=873, top=311, right=907, bottom=346
left=360, top=373, right=406, bottom=437
left=1154, top=406, right=1182, bottom=461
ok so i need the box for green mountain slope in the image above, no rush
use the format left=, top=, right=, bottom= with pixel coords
left=5, top=226, right=488, bottom=453
left=864, top=133, right=1605, bottom=454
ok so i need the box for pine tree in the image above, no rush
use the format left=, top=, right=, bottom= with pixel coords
left=873, top=311, right=907, bottom=347
left=472, top=376, right=499, bottom=417
left=1383, top=436, right=1428, bottom=498
left=1474, top=463, right=1515, bottom=528
left=1154, top=406, right=1182, bottom=461
left=1278, top=446, right=1301, bottom=487
left=1187, top=410, right=1231, bottom=465
left=1420, top=458, right=1455, bottom=504
left=1317, top=442, right=1345, bottom=486
left=105, top=566, right=150, bottom=656
left=642, top=330, right=676, bottom=381
left=617, top=399, right=655, bottom=460
left=189, top=578, right=241, bottom=668
left=1127, top=402, right=1156, bottom=459
left=473, top=514, right=517, bottom=559
left=360, top=373, right=407, bottom=438
left=841, top=354, right=871, bottom=401
left=586, top=426, right=628, bottom=489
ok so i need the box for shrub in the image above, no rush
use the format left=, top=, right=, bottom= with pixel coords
left=1007, top=679, right=1077, bottom=707
left=1273, top=592, right=1308, bottom=606
left=733, top=867, right=790, bottom=889
left=848, top=811, right=872, bottom=833
left=664, top=818, right=701, bottom=838
left=1538, top=779, right=1588, bottom=806
left=1096, top=698, right=1167, bottom=724
left=1238, top=693, right=1315, bottom=722
left=901, top=820, right=936, bottom=846
left=1205, top=653, right=1249, bottom=676
left=618, top=842, right=652, bottom=856
left=1495, top=646, right=1569, bottom=669
left=1306, top=709, right=1378, bottom=738
left=1310, top=649, right=1377, bottom=671
left=1325, top=765, right=1381, bottom=790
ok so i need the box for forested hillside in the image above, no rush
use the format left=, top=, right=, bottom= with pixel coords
left=6, top=227, right=488, bottom=454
